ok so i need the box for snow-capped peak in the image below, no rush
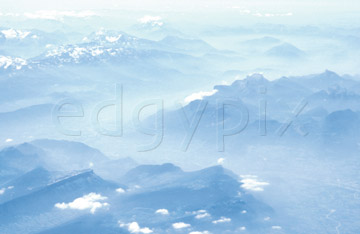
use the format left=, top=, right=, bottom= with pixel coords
left=1, top=29, right=31, bottom=39
left=138, top=15, right=164, bottom=27
left=0, top=56, right=27, bottom=70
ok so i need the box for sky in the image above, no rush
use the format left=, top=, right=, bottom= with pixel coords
left=1, top=0, right=359, bottom=29
left=1, top=0, right=359, bottom=12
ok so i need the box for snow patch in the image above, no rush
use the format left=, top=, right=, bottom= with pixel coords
left=0, top=56, right=27, bottom=70
left=184, top=89, right=218, bottom=104
left=106, top=35, right=122, bottom=43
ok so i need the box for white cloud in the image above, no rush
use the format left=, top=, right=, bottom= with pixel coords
left=0, top=185, right=14, bottom=196
left=239, top=226, right=246, bottom=231
left=24, top=10, right=97, bottom=20
left=5, top=138, right=13, bottom=143
left=229, top=6, right=252, bottom=15
left=240, top=9, right=251, bottom=14
left=253, top=12, right=293, bottom=17
left=119, top=222, right=153, bottom=234
left=116, top=187, right=126, bottom=193
left=196, top=213, right=210, bottom=219
left=217, top=158, right=225, bottom=165
left=241, top=210, right=247, bottom=214
left=212, top=217, right=231, bottom=224
left=193, top=210, right=211, bottom=219
left=189, top=231, right=210, bottom=234
left=126, top=185, right=141, bottom=192
left=240, top=175, right=269, bottom=192
left=4, top=13, right=20, bottom=17
left=252, top=12, right=263, bottom=17
left=155, top=209, right=169, bottom=215
left=184, top=89, right=217, bottom=104
left=172, top=222, right=191, bottom=229
left=264, top=216, right=271, bottom=221
left=195, top=213, right=210, bottom=219
left=196, top=209, right=206, bottom=213
left=272, top=226, right=282, bottom=230
left=54, top=193, right=109, bottom=214
left=138, top=15, right=163, bottom=27
left=0, top=188, right=5, bottom=195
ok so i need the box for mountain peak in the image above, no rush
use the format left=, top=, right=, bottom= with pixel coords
left=231, top=73, right=269, bottom=88
left=246, top=73, right=267, bottom=80
left=195, top=165, right=239, bottom=179
left=266, top=42, right=305, bottom=58
left=48, top=169, right=95, bottom=185
left=323, top=69, right=340, bottom=78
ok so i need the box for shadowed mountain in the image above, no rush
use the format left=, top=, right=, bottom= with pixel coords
left=6, top=163, right=275, bottom=234
left=31, top=139, right=109, bottom=170
left=39, top=214, right=127, bottom=234
left=0, top=169, right=118, bottom=232
left=114, top=164, right=273, bottom=233
left=0, top=167, right=57, bottom=204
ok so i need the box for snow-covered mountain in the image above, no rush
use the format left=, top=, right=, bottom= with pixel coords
left=0, top=55, right=27, bottom=71
left=0, top=28, right=70, bottom=58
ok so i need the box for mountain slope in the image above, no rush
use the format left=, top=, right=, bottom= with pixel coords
left=0, top=169, right=118, bottom=233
